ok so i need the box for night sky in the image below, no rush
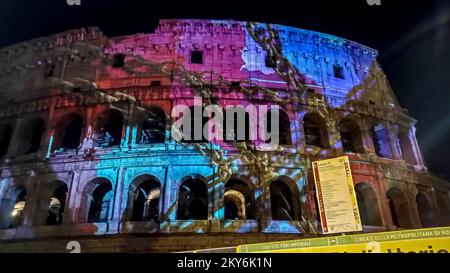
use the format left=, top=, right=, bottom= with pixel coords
left=0, top=0, right=449, bottom=180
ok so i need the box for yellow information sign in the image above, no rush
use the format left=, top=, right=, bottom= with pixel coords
left=238, top=227, right=450, bottom=253
left=312, top=156, right=362, bottom=234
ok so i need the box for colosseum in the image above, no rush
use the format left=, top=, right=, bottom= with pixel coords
left=0, top=19, right=449, bottom=253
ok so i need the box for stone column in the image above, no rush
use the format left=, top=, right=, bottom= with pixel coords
left=298, top=112, right=307, bottom=154
left=259, top=178, right=272, bottom=232
left=159, top=165, right=174, bottom=232
left=374, top=168, right=395, bottom=229
left=122, top=103, right=135, bottom=150
left=61, top=171, right=76, bottom=225
left=129, top=120, right=139, bottom=149
left=7, top=117, right=25, bottom=157
left=80, top=106, right=95, bottom=151
left=304, top=172, right=320, bottom=233
left=387, top=124, right=402, bottom=160
left=0, top=197, right=16, bottom=229
left=15, top=171, right=40, bottom=238
left=326, top=118, right=340, bottom=156
left=64, top=171, right=84, bottom=224
left=41, top=103, right=56, bottom=158
left=359, top=119, right=376, bottom=154
left=409, top=192, right=423, bottom=229
left=210, top=165, right=223, bottom=232
left=118, top=170, right=136, bottom=224
left=410, top=127, right=426, bottom=168
left=32, top=187, right=53, bottom=227
left=109, top=167, right=126, bottom=234
left=21, top=171, right=39, bottom=227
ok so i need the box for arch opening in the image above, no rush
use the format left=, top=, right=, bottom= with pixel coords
left=140, top=108, right=166, bottom=144
left=303, top=113, right=328, bottom=148
left=398, top=132, right=417, bottom=165
left=59, top=114, right=83, bottom=150
left=177, top=178, right=208, bottom=220
left=355, top=183, right=382, bottom=226
left=270, top=180, right=299, bottom=221
left=5, top=187, right=28, bottom=229
left=97, top=110, right=124, bottom=147
left=46, top=183, right=68, bottom=225
left=130, top=177, right=161, bottom=222
left=87, top=179, right=113, bottom=223
left=339, top=118, right=363, bottom=153
left=371, top=124, right=392, bottom=158
left=416, top=192, right=436, bottom=228
left=224, top=179, right=254, bottom=220
left=224, top=198, right=240, bottom=220
left=386, top=188, right=412, bottom=228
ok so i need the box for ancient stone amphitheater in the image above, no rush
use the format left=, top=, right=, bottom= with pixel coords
left=0, top=19, right=448, bottom=252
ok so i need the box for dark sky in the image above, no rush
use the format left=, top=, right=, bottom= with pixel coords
left=1, top=0, right=449, bottom=180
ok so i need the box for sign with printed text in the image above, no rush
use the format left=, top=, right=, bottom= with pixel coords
left=238, top=227, right=450, bottom=253
left=312, top=156, right=362, bottom=234
left=186, top=227, right=450, bottom=253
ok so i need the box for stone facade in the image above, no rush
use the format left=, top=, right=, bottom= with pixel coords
left=0, top=19, right=449, bottom=252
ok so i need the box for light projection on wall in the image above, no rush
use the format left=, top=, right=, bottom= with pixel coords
left=0, top=19, right=433, bottom=240
left=241, top=24, right=276, bottom=75
left=84, top=21, right=380, bottom=234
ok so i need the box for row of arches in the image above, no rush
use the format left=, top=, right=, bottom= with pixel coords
left=356, top=184, right=444, bottom=229
left=386, top=189, right=441, bottom=228
left=0, top=176, right=301, bottom=228
left=307, top=115, right=418, bottom=164
left=0, top=107, right=419, bottom=165
left=1, top=176, right=446, bottom=230
left=0, top=107, right=168, bottom=157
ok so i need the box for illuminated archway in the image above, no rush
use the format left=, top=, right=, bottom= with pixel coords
left=139, top=108, right=166, bottom=144
left=46, top=182, right=68, bottom=225
left=0, top=185, right=27, bottom=229
left=130, top=175, right=161, bottom=222
left=224, top=190, right=245, bottom=220
left=177, top=177, right=208, bottom=220
left=86, top=178, right=113, bottom=223
left=224, top=178, right=254, bottom=220
left=371, top=123, right=392, bottom=159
